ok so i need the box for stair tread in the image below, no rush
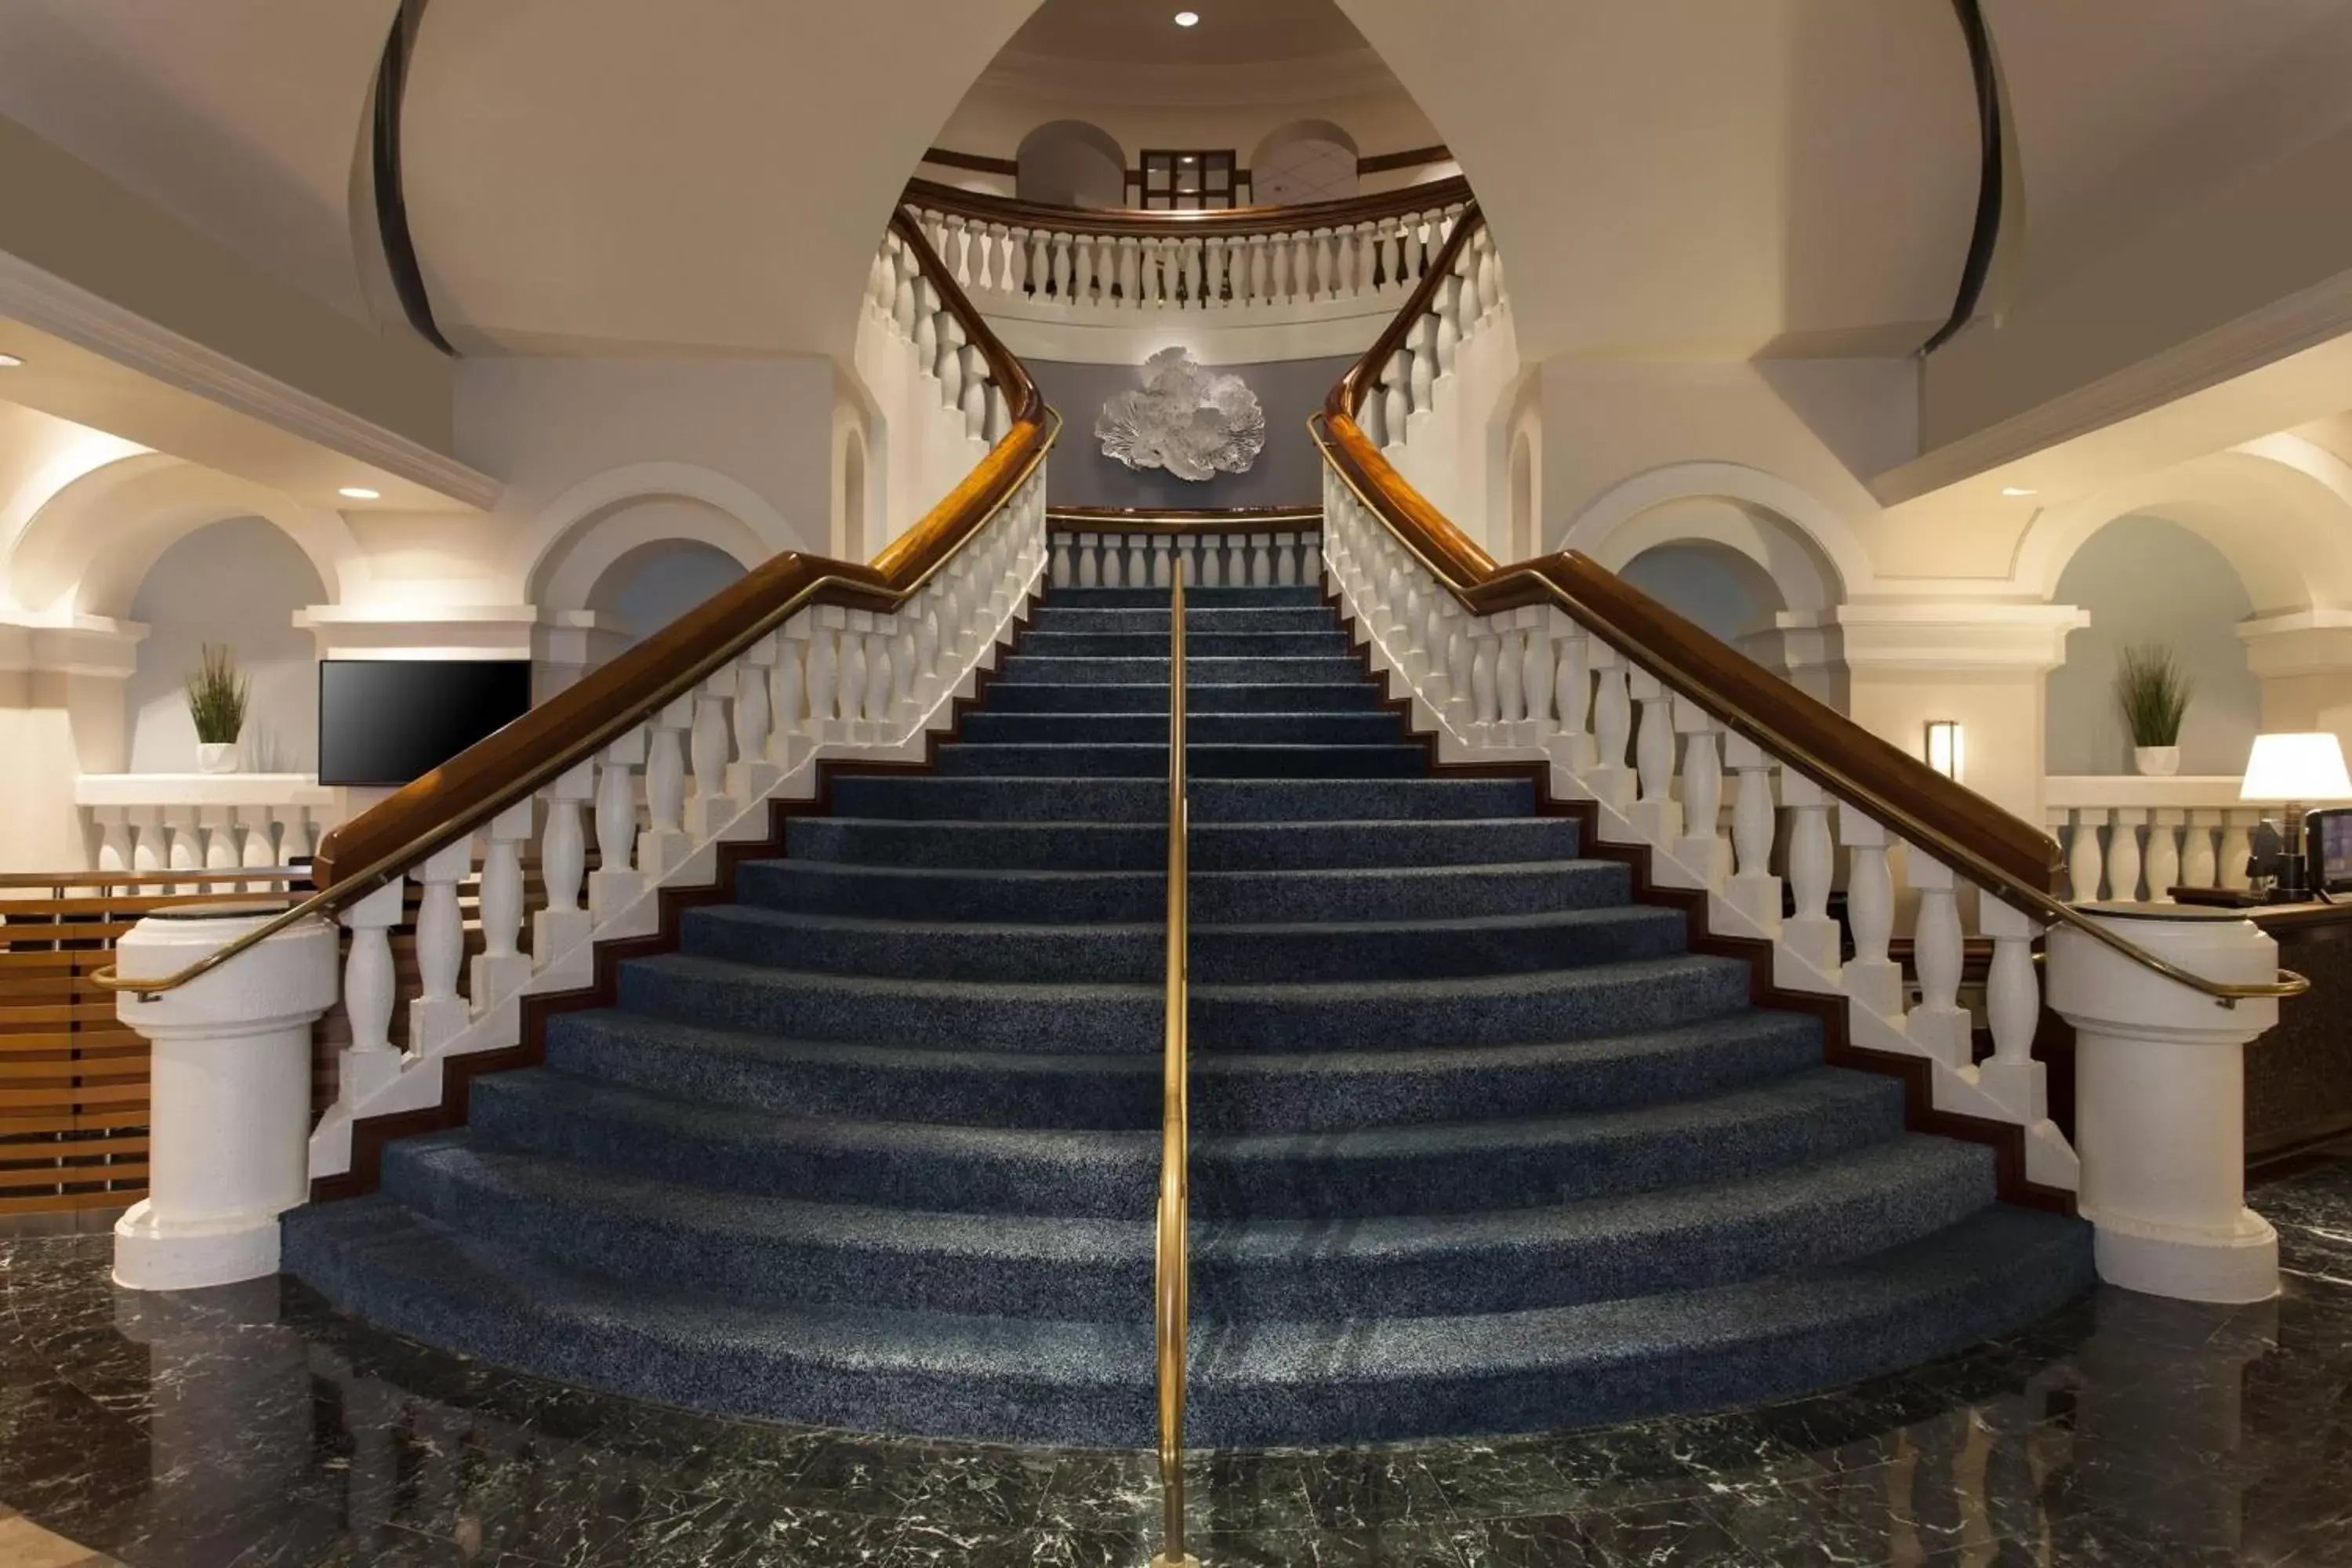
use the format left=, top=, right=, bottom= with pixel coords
left=691, top=899, right=1672, bottom=939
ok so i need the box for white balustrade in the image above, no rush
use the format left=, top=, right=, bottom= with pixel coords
left=2045, top=779, right=2261, bottom=903
left=1315, top=476, right=2083, bottom=1192
left=1043, top=525, right=1323, bottom=603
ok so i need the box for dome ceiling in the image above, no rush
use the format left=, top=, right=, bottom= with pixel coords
left=1003, top=0, right=1370, bottom=67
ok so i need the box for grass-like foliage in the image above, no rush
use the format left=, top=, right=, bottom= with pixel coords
left=2114, top=644, right=2192, bottom=748
left=184, top=643, right=250, bottom=746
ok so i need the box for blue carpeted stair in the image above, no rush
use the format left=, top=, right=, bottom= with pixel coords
left=284, top=572, right=2094, bottom=1446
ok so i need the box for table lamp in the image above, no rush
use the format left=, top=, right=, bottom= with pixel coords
left=2239, top=731, right=2352, bottom=899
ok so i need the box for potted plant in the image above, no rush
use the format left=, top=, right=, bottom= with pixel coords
left=2115, top=644, right=2192, bottom=777
left=185, top=644, right=249, bottom=775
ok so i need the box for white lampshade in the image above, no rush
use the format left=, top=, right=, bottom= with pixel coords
left=2239, top=732, right=2352, bottom=802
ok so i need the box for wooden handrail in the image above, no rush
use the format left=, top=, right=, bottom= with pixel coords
left=1316, top=204, right=2317, bottom=1004
left=307, top=209, right=1049, bottom=891
left=902, top=174, right=1472, bottom=241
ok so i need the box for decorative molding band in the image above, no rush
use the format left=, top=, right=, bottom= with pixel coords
left=0, top=248, right=502, bottom=512
left=1877, top=263, right=2352, bottom=506
left=1358, top=144, right=1453, bottom=176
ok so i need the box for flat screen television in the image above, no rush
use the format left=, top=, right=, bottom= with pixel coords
left=318, top=659, right=532, bottom=786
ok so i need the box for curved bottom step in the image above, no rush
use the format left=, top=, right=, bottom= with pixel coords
left=282, top=1196, right=2092, bottom=1448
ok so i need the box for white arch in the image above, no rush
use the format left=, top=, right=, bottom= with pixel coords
left=532, top=499, right=771, bottom=617
left=1015, top=119, right=1128, bottom=209
left=1560, top=461, right=1868, bottom=615
left=512, top=461, right=793, bottom=606
left=8, top=454, right=366, bottom=618
left=2012, top=438, right=2352, bottom=615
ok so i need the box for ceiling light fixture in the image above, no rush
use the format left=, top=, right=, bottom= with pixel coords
left=2001, top=485, right=2037, bottom=497
left=0, top=354, right=21, bottom=368
left=337, top=486, right=381, bottom=500
left=1174, top=10, right=1200, bottom=26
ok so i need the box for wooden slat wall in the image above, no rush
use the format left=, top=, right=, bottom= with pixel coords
left=0, top=885, right=294, bottom=1214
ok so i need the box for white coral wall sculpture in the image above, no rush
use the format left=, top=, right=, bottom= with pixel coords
left=1096, top=347, right=1267, bottom=481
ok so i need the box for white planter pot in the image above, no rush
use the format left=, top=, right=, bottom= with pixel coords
left=195, top=742, right=241, bottom=775
left=2134, top=746, right=2181, bottom=777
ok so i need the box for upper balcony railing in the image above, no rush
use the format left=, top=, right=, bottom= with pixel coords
left=902, top=175, right=1471, bottom=325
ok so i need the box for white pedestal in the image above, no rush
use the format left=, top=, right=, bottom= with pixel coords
left=111, top=902, right=339, bottom=1290
left=2048, top=903, right=2284, bottom=1304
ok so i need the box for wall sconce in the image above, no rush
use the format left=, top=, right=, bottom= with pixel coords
left=1925, top=720, right=1965, bottom=781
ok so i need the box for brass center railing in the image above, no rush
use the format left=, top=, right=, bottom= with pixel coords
left=1153, top=564, right=1196, bottom=1568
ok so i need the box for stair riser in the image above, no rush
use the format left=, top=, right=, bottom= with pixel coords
left=679, top=907, right=1688, bottom=985
left=975, top=683, right=1381, bottom=713
left=782, top=818, right=1583, bottom=872
left=739, top=862, right=1630, bottom=927
left=1032, top=608, right=1334, bottom=633
left=1001, top=656, right=1365, bottom=686
left=618, top=953, right=1752, bottom=1054
left=934, top=743, right=1428, bottom=779
left=824, top=776, right=1535, bottom=823
left=467, top=1073, right=1157, bottom=1218
left=1047, top=586, right=1320, bottom=608
left=1020, top=633, right=1350, bottom=659
left=1188, top=1232, right=2097, bottom=1447
left=958, top=712, right=1406, bottom=746
left=280, top=1223, right=1158, bottom=1446
left=543, top=1012, right=1827, bottom=1134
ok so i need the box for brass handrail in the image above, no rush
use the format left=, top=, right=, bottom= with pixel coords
left=1307, top=425, right=2307, bottom=1009
left=1153, top=563, right=1196, bottom=1568
left=93, top=408, right=1062, bottom=1000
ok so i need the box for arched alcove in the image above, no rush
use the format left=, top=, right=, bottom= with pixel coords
left=2045, top=515, right=2261, bottom=776
left=123, top=515, right=328, bottom=774
left=586, top=539, right=750, bottom=652
left=1617, top=540, right=1790, bottom=652
left=1016, top=120, right=1127, bottom=209
left=1251, top=119, right=1359, bottom=206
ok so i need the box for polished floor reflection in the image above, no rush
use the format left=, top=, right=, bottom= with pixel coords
left=5, top=1163, right=2352, bottom=1566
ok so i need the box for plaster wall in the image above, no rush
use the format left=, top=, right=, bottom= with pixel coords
left=1027, top=355, right=1349, bottom=509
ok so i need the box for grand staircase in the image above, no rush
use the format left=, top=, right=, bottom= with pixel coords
left=284, top=571, right=2093, bottom=1447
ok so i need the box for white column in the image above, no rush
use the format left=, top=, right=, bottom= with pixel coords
left=2049, top=907, right=2284, bottom=1302
left=111, top=908, right=339, bottom=1289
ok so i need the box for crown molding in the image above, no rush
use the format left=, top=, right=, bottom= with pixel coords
left=0, top=246, right=501, bottom=512
left=1876, top=264, right=2352, bottom=507
left=980, top=46, right=1403, bottom=108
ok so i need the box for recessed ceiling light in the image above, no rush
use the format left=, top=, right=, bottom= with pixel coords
left=337, top=486, right=381, bottom=500
left=0, top=354, right=21, bottom=368
left=1174, top=10, right=1200, bottom=25
left=2001, top=485, right=2036, bottom=497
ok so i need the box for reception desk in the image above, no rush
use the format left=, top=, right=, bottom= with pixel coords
left=2241, top=901, right=2352, bottom=1163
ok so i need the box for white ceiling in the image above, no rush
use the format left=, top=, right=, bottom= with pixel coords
left=1004, top=0, right=1370, bottom=67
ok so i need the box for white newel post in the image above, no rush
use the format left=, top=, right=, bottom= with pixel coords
left=2047, top=906, right=2285, bottom=1303
left=111, top=906, right=339, bottom=1289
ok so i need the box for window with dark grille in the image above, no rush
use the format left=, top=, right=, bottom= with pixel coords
left=1137, top=150, right=1240, bottom=210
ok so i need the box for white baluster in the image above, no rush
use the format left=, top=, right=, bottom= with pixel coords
left=2184, top=808, right=2221, bottom=887
left=1779, top=772, right=1839, bottom=977
left=1077, top=532, right=1101, bottom=588
left=2220, top=808, right=2257, bottom=890
left=834, top=615, right=866, bottom=741
left=1434, top=276, right=1462, bottom=376
left=2068, top=808, right=2108, bottom=902
left=1551, top=617, right=1594, bottom=773
left=1587, top=645, right=1634, bottom=811
left=862, top=629, right=893, bottom=736
left=408, top=836, right=472, bottom=1053
left=1722, top=735, right=1780, bottom=931
left=534, top=760, right=594, bottom=978
left=1671, top=699, right=1726, bottom=888
left=1907, top=852, right=1971, bottom=1069
left=1204, top=236, right=1227, bottom=309
left=164, top=807, right=200, bottom=893
left=1250, top=534, right=1272, bottom=586
left=1381, top=352, right=1410, bottom=448
left=336, top=878, right=406, bottom=1105
left=1051, top=533, right=1073, bottom=587
left=1978, top=897, right=2051, bottom=1127
left=770, top=633, right=808, bottom=768
left=129, top=808, right=164, bottom=884
left=1103, top=534, right=1125, bottom=588
left=1518, top=619, right=1551, bottom=743
left=1129, top=535, right=1150, bottom=586
left=731, top=638, right=779, bottom=801
left=2109, top=808, right=2146, bottom=902
left=1275, top=532, right=1299, bottom=587
left=1226, top=536, right=1249, bottom=588
left=686, top=673, right=737, bottom=837
left=237, top=806, right=276, bottom=893
left=1468, top=626, right=1501, bottom=744
left=1495, top=626, right=1526, bottom=727
left=275, top=808, right=317, bottom=875
left=639, top=697, right=691, bottom=874
left=1408, top=319, right=1437, bottom=415
left=1624, top=670, right=1679, bottom=841
left=1840, top=806, right=1901, bottom=1021
left=937, top=315, right=965, bottom=408
left=91, top=807, right=130, bottom=877
left=2147, top=808, right=2183, bottom=904
left=1152, top=539, right=1173, bottom=590
left=1187, top=238, right=1206, bottom=308
left=590, top=727, right=646, bottom=923
left=960, top=347, right=989, bottom=438
left=201, top=807, right=239, bottom=878
left=471, top=799, right=533, bottom=1011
